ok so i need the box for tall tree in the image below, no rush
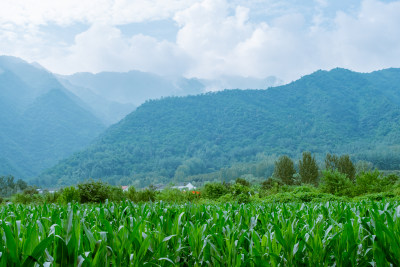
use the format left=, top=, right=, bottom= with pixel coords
left=325, top=153, right=339, bottom=170
left=274, top=155, right=296, bottom=185
left=338, top=154, right=356, bottom=182
left=299, top=152, right=319, bottom=184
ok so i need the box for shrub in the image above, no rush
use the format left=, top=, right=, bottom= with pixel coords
left=353, top=192, right=396, bottom=201
left=261, top=178, right=283, bottom=190
left=237, top=193, right=250, bottom=204
left=217, top=193, right=234, bottom=203
left=354, top=170, right=383, bottom=195
left=157, top=188, right=187, bottom=203
left=78, top=180, right=111, bottom=203
left=235, top=178, right=250, bottom=187
left=109, top=186, right=125, bottom=202
left=320, top=170, right=354, bottom=197
left=44, top=191, right=61, bottom=203
left=125, top=186, right=137, bottom=201
left=230, top=183, right=251, bottom=197
left=291, top=185, right=318, bottom=194
left=12, top=192, right=43, bottom=204
left=203, top=183, right=229, bottom=200
left=59, top=186, right=80, bottom=204
left=135, top=188, right=157, bottom=202
left=381, top=174, right=399, bottom=188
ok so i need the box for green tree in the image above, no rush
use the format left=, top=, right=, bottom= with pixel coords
left=325, top=153, right=339, bottom=170
left=337, top=155, right=356, bottom=182
left=299, top=152, right=319, bottom=184
left=320, top=170, right=353, bottom=197
left=235, top=178, right=250, bottom=187
left=273, top=155, right=296, bottom=185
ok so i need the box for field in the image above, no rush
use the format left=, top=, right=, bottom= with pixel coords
left=0, top=200, right=399, bottom=266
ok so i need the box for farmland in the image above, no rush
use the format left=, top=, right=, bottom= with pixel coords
left=0, top=200, right=399, bottom=266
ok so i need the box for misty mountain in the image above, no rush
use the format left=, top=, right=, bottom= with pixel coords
left=0, top=56, right=105, bottom=178
left=58, top=71, right=205, bottom=124
left=38, top=68, right=400, bottom=187
left=57, top=77, right=136, bottom=125
left=59, top=71, right=280, bottom=124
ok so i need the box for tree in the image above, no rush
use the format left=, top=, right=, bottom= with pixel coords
left=273, top=155, right=296, bottom=185
left=299, top=152, right=319, bottom=184
left=320, top=170, right=353, bottom=196
left=325, top=153, right=356, bottom=182
left=325, top=153, right=339, bottom=170
left=337, top=155, right=356, bottom=182
left=235, top=178, right=250, bottom=187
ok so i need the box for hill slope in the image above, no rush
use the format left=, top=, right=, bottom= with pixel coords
left=38, top=68, right=400, bottom=186
left=0, top=56, right=105, bottom=178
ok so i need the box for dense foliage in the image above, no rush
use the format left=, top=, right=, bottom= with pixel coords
left=0, top=200, right=400, bottom=266
left=38, top=68, right=400, bottom=187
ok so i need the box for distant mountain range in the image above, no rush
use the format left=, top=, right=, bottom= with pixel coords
left=0, top=56, right=105, bottom=178
left=37, top=68, right=400, bottom=187
left=0, top=56, right=280, bottom=180
left=58, top=71, right=280, bottom=125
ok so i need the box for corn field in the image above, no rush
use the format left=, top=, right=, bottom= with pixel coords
left=0, top=200, right=399, bottom=266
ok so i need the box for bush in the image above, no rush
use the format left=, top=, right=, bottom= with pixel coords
left=135, top=188, right=157, bottom=202
left=320, top=170, right=354, bottom=197
left=217, top=193, right=234, bottom=203
left=291, top=185, right=318, bottom=194
left=353, top=192, right=396, bottom=201
left=235, top=178, right=250, bottom=187
left=125, top=186, right=137, bottom=201
left=203, top=183, right=229, bottom=200
left=230, top=183, right=251, bottom=197
left=12, top=192, right=43, bottom=204
left=78, top=180, right=111, bottom=203
left=156, top=188, right=187, bottom=203
left=237, top=193, right=250, bottom=204
left=109, top=186, right=125, bottom=202
left=381, top=174, right=399, bottom=188
left=44, top=191, right=61, bottom=203
left=59, top=186, right=80, bottom=204
left=261, top=178, right=284, bottom=190
left=354, top=170, right=384, bottom=195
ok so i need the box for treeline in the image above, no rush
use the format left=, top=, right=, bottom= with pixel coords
left=36, top=68, right=400, bottom=187
left=0, top=175, right=28, bottom=199
left=3, top=152, right=400, bottom=205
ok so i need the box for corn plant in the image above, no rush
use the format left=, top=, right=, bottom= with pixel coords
left=0, top=200, right=399, bottom=266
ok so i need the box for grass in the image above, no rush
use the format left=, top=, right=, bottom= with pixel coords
left=0, top=200, right=399, bottom=266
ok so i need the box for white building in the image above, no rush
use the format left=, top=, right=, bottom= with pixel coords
left=172, top=182, right=196, bottom=191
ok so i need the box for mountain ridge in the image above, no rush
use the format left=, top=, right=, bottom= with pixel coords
left=37, top=67, right=400, bottom=187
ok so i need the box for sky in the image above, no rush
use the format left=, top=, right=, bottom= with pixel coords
left=1, top=0, right=400, bottom=83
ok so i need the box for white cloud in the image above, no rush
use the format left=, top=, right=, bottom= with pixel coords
left=0, top=0, right=199, bottom=26
left=174, top=0, right=400, bottom=81
left=2, top=0, right=400, bottom=84
left=41, top=24, right=190, bottom=76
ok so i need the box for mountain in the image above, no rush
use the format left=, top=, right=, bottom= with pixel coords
left=57, top=77, right=136, bottom=125
left=58, top=71, right=205, bottom=124
left=0, top=56, right=105, bottom=178
left=38, top=68, right=400, bottom=187
left=59, top=70, right=282, bottom=125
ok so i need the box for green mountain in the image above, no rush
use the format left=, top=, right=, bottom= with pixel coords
left=38, top=68, right=400, bottom=187
left=0, top=56, right=105, bottom=178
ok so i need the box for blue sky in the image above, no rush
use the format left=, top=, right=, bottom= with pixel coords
left=1, top=0, right=400, bottom=82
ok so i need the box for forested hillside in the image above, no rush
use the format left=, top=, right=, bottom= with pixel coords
left=38, top=68, right=400, bottom=187
left=0, top=56, right=105, bottom=178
